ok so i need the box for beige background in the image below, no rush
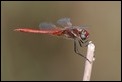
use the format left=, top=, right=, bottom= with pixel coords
left=1, top=1, right=121, bottom=81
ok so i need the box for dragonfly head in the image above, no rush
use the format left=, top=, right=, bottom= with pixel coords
left=80, top=29, right=89, bottom=40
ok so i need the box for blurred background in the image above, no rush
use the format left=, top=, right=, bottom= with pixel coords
left=1, top=1, right=121, bottom=81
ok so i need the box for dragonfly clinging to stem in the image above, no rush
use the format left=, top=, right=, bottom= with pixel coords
left=14, top=18, right=91, bottom=63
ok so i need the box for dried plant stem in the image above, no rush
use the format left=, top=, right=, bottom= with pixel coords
left=83, top=41, right=95, bottom=81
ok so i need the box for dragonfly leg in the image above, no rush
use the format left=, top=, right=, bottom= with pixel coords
left=78, top=40, right=82, bottom=47
left=80, top=39, right=89, bottom=47
left=80, top=39, right=84, bottom=44
left=84, top=40, right=89, bottom=47
left=74, top=40, right=91, bottom=63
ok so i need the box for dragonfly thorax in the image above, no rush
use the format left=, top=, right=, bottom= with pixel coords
left=63, top=28, right=89, bottom=41
left=62, top=28, right=81, bottom=39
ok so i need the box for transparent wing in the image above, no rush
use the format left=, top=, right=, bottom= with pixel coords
left=57, top=18, right=72, bottom=28
left=79, top=25, right=88, bottom=29
left=39, top=23, right=56, bottom=29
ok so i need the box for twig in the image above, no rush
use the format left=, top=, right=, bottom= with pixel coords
left=83, top=41, right=95, bottom=81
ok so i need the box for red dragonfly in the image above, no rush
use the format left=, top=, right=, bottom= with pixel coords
left=14, top=18, right=90, bottom=63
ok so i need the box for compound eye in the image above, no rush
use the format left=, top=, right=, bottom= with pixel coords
left=80, top=30, right=87, bottom=40
left=81, top=33, right=86, bottom=39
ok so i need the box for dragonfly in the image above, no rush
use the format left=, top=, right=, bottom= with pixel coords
left=14, top=18, right=91, bottom=63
